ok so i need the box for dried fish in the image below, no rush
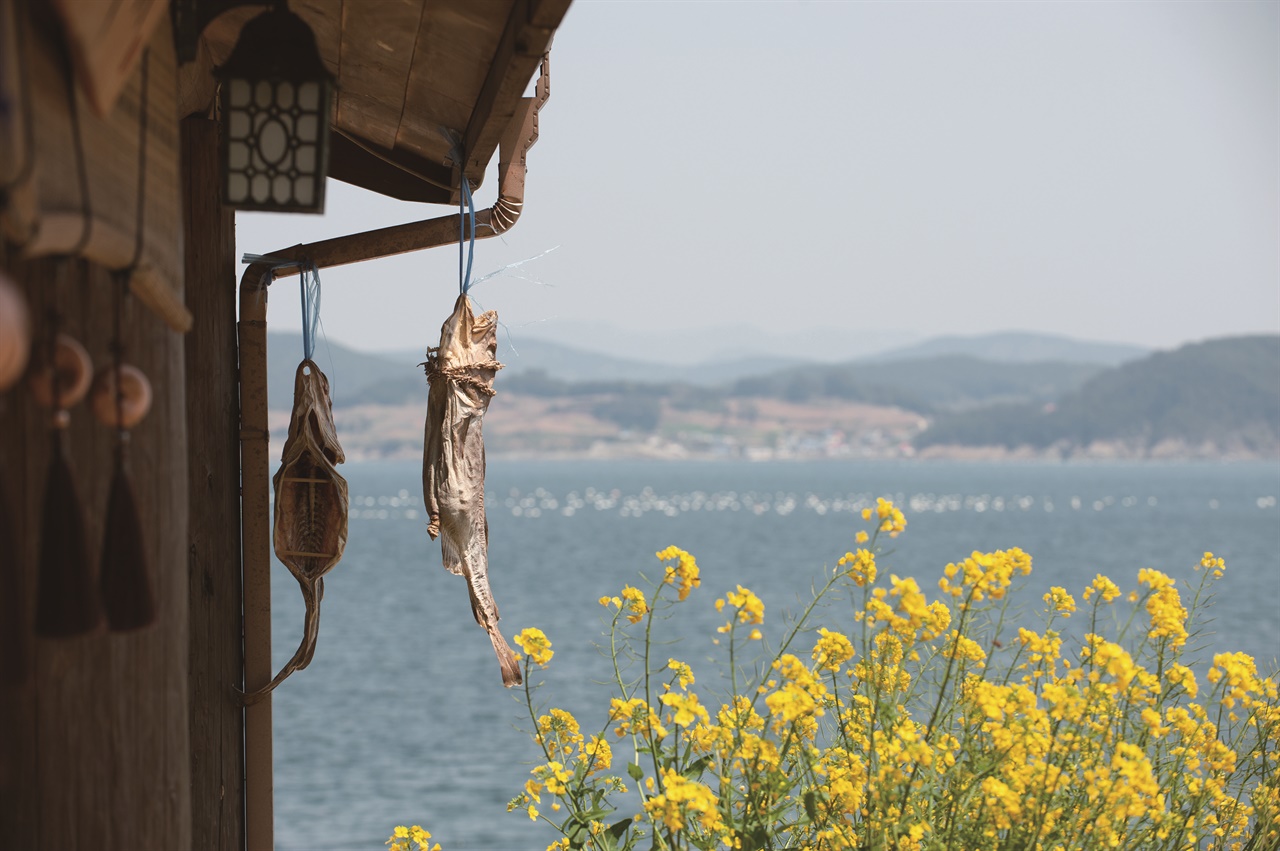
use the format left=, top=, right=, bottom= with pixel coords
left=423, top=293, right=521, bottom=687
left=244, top=359, right=347, bottom=703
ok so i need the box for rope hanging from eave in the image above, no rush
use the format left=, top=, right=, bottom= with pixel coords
left=449, top=141, right=478, bottom=295
left=299, top=262, right=321, bottom=362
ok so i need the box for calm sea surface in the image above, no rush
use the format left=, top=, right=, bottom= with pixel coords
left=271, top=460, right=1280, bottom=850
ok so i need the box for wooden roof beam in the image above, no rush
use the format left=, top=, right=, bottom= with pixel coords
left=459, top=0, right=568, bottom=179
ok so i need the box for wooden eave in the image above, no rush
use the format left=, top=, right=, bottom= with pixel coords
left=193, top=0, right=570, bottom=205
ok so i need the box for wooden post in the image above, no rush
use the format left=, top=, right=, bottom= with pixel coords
left=182, top=116, right=245, bottom=851
left=239, top=252, right=274, bottom=851
left=0, top=247, right=192, bottom=850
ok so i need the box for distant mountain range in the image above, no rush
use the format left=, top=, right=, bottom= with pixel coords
left=263, top=331, right=1277, bottom=460
left=864, top=331, right=1147, bottom=366
left=916, top=336, right=1280, bottom=456
left=267, top=329, right=1147, bottom=411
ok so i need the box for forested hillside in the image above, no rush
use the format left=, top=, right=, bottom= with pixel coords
left=916, top=336, right=1280, bottom=455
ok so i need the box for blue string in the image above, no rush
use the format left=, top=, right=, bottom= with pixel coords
left=300, top=261, right=321, bottom=361
left=450, top=140, right=477, bottom=295
left=463, top=178, right=476, bottom=293
left=240, top=253, right=323, bottom=362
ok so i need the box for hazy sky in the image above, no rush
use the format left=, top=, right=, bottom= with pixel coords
left=238, top=0, right=1279, bottom=357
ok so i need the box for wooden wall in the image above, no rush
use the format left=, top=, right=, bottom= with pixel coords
left=0, top=249, right=192, bottom=849
left=183, top=115, right=245, bottom=851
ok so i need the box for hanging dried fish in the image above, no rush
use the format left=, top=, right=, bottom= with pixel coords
left=423, top=293, right=521, bottom=687
left=244, top=359, right=347, bottom=703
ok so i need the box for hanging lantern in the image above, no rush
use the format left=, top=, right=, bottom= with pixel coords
left=216, top=5, right=334, bottom=213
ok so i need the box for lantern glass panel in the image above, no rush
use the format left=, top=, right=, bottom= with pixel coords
left=298, top=82, right=320, bottom=111
left=229, top=79, right=251, bottom=108
left=228, top=173, right=249, bottom=203
left=220, top=75, right=331, bottom=212
left=259, top=120, right=287, bottom=164
left=294, top=177, right=314, bottom=207
left=216, top=7, right=332, bottom=212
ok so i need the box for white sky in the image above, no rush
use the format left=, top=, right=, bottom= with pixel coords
left=238, top=0, right=1279, bottom=358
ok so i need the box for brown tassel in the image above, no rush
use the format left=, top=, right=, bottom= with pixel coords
left=99, top=446, right=154, bottom=631
left=33, top=433, right=100, bottom=638
left=0, top=467, right=27, bottom=685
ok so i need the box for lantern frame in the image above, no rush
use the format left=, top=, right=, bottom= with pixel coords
left=215, top=6, right=334, bottom=213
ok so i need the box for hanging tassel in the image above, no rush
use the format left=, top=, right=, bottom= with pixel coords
left=33, top=431, right=100, bottom=638
left=98, top=443, right=154, bottom=631
left=0, top=469, right=27, bottom=684
left=92, top=271, right=156, bottom=632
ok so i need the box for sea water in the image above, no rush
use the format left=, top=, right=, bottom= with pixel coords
left=271, top=460, right=1280, bottom=850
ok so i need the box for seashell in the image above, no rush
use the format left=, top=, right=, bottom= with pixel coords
left=0, top=269, right=31, bottom=391
left=90, top=364, right=153, bottom=430
left=28, top=334, right=92, bottom=410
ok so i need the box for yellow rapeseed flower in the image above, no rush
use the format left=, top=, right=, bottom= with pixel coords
left=812, top=627, right=855, bottom=672
left=386, top=825, right=441, bottom=851
left=838, top=548, right=877, bottom=587
left=514, top=627, right=554, bottom=666
left=620, top=586, right=649, bottom=624
left=1082, top=574, right=1121, bottom=603
left=642, top=768, right=726, bottom=835
left=656, top=546, right=701, bottom=601
left=1199, top=551, right=1226, bottom=579
left=1044, top=586, right=1076, bottom=616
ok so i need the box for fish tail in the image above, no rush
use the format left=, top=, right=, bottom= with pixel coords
left=489, top=627, right=522, bottom=688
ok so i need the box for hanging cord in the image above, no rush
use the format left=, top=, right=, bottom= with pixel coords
left=111, top=271, right=128, bottom=451
left=299, top=261, right=321, bottom=362
left=126, top=49, right=150, bottom=272
left=61, top=37, right=92, bottom=257
left=0, top=0, right=35, bottom=206
left=242, top=252, right=306, bottom=291
left=448, top=140, right=478, bottom=295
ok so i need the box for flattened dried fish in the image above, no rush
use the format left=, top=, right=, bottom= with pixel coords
left=423, top=293, right=521, bottom=687
left=245, top=359, right=348, bottom=703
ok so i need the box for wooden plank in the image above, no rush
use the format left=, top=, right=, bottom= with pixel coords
left=0, top=248, right=192, bottom=850
left=334, top=0, right=421, bottom=150
left=462, top=0, right=568, bottom=181
left=182, top=116, right=244, bottom=851
left=396, top=0, right=510, bottom=164
left=238, top=263, right=274, bottom=851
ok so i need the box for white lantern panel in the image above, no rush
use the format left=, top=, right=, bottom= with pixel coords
left=294, top=145, right=315, bottom=173
left=228, top=140, right=250, bottom=170
left=277, top=81, right=295, bottom=110
left=229, top=79, right=251, bottom=109
left=228, top=110, right=250, bottom=140
left=258, top=119, right=288, bottom=165
left=227, top=173, right=249, bottom=203
left=272, top=175, right=292, bottom=204
left=296, top=114, right=318, bottom=144
left=251, top=174, right=270, bottom=203
left=294, top=176, right=315, bottom=206
left=297, top=82, right=320, bottom=111
left=254, top=80, right=272, bottom=108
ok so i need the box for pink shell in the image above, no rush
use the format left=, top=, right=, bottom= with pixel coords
left=0, top=270, right=31, bottom=391
left=28, top=334, right=93, bottom=410
left=90, top=364, right=153, bottom=430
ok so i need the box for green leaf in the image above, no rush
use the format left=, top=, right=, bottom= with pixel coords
left=606, top=818, right=633, bottom=840
left=681, top=755, right=711, bottom=781
left=627, top=762, right=644, bottom=781
left=565, top=817, right=589, bottom=846
left=803, top=790, right=818, bottom=822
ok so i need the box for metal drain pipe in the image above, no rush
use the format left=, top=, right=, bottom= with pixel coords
left=235, top=66, right=546, bottom=851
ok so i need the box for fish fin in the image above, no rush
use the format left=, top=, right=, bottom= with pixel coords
left=440, top=531, right=464, bottom=576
